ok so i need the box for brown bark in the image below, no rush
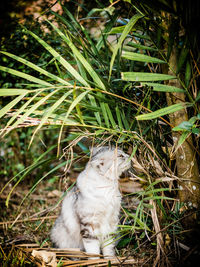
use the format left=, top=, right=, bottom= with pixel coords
left=166, top=47, right=200, bottom=208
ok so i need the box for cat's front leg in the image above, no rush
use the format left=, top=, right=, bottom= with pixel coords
left=81, top=224, right=100, bottom=259
left=82, top=238, right=100, bottom=259
left=102, top=238, right=115, bottom=258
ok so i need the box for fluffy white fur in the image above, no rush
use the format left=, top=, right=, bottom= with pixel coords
left=50, top=147, right=131, bottom=257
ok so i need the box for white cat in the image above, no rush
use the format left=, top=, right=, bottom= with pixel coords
left=50, top=146, right=131, bottom=258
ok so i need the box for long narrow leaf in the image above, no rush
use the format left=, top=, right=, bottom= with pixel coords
left=122, top=72, right=176, bottom=82
left=47, top=20, right=106, bottom=90
left=100, top=102, right=110, bottom=128
left=0, top=66, right=52, bottom=86
left=0, top=51, right=71, bottom=85
left=5, top=158, right=52, bottom=207
left=30, top=89, right=73, bottom=145
left=136, top=103, right=190, bottom=120
left=104, top=103, right=116, bottom=128
left=57, top=90, right=90, bottom=154
left=25, top=28, right=89, bottom=87
left=4, top=89, right=45, bottom=130
left=20, top=161, right=67, bottom=205
left=88, top=94, right=102, bottom=125
left=109, top=13, right=143, bottom=78
left=11, top=89, right=60, bottom=129
left=115, top=106, right=123, bottom=130
left=0, top=89, right=29, bottom=96
left=65, top=90, right=89, bottom=120
left=122, top=51, right=165, bottom=63
left=0, top=93, right=27, bottom=119
left=142, top=82, right=185, bottom=93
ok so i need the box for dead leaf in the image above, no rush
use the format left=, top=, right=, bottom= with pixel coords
left=119, top=178, right=143, bottom=193
left=32, top=250, right=57, bottom=267
left=47, top=190, right=62, bottom=198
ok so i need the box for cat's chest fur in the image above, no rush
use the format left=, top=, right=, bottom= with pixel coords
left=76, top=167, right=121, bottom=231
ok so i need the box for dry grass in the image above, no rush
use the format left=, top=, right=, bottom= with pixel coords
left=0, top=177, right=149, bottom=266
left=3, top=244, right=146, bottom=266
left=1, top=144, right=200, bottom=266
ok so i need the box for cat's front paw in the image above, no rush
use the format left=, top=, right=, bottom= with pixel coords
left=104, top=255, right=115, bottom=259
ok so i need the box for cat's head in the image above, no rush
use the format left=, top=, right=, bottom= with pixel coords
left=89, top=146, right=131, bottom=180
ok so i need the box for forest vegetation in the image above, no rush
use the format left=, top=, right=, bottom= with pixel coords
left=0, top=0, right=200, bottom=266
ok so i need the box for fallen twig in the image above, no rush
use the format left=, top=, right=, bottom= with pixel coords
left=0, top=215, right=57, bottom=226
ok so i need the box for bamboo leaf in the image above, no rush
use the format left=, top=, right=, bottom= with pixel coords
left=0, top=51, right=71, bottom=85
left=57, top=90, right=90, bottom=155
left=0, top=66, right=52, bottom=86
left=25, top=28, right=89, bottom=87
left=177, top=131, right=190, bottom=147
left=108, top=25, right=126, bottom=34
left=122, top=51, right=165, bottom=63
left=65, top=90, right=89, bottom=120
left=172, top=121, right=193, bottom=131
left=4, top=89, right=45, bottom=130
left=73, top=87, right=85, bottom=124
left=0, top=93, right=27, bottom=119
left=88, top=94, right=102, bottom=125
left=121, top=110, right=130, bottom=130
left=0, top=89, right=29, bottom=96
left=122, top=72, right=176, bottom=82
left=21, top=161, right=67, bottom=205
left=136, top=103, right=189, bottom=120
left=47, top=20, right=106, bottom=90
left=104, top=103, right=116, bottom=128
left=142, top=82, right=185, bottom=93
left=11, top=89, right=60, bottom=129
left=109, top=13, right=143, bottom=78
left=115, top=106, right=123, bottom=130
left=30, top=89, right=73, bottom=144
left=100, top=102, right=110, bottom=128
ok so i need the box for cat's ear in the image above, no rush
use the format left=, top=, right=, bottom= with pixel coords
left=89, top=146, right=107, bottom=157
left=89, top=146, right=100, bottom=156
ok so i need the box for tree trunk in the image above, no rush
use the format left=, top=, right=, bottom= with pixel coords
left=166, top=47, right=200, bottom=210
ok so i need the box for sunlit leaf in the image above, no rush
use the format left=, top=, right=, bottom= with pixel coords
left=47, top=20, right=106, bottom=90
left=122, top=51, right=165, bottom=63
left=0, top=93, right=27, bottom=119
left=11, top=89, right=60, bottom=129
left=142, top=82, right=185, bottom=93
left=30, top=89, right=73, bottom=145
left=122, top=72, right=176, bottom=82
left=0, top=89, right=29, bottom=96
left=136, top=103, right=190, bottom=120
left=25, top=28, right=89, bottom=87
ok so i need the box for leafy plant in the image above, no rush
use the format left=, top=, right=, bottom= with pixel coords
left=1, top=1, right=199, bottom=265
